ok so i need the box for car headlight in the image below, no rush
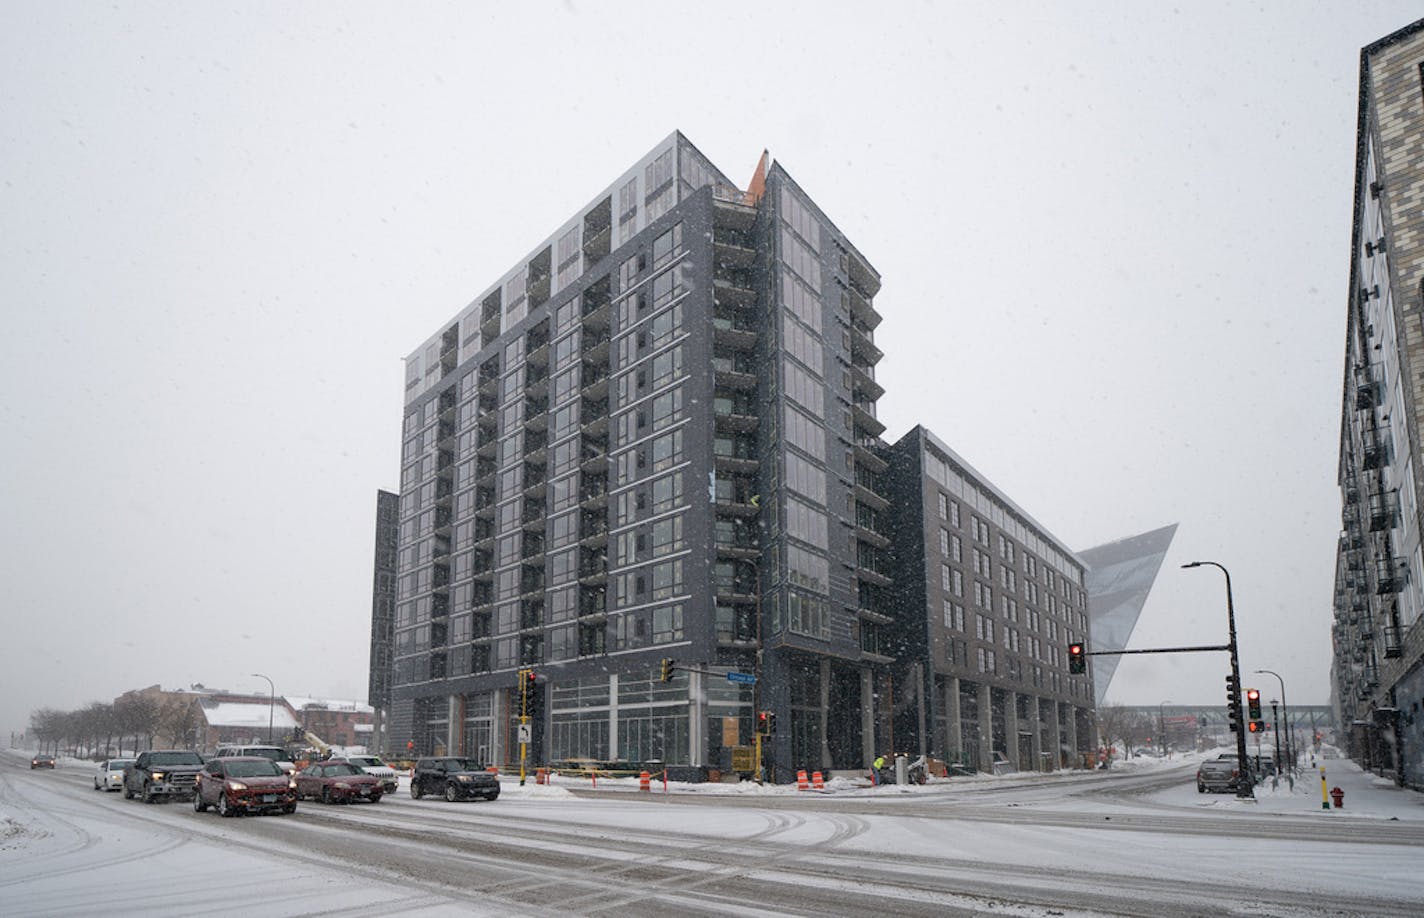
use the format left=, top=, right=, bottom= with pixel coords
left=227, top=781, right=248, bottom=791
left=150, top=772, right=165, bottom=781
left=288, top=779, right=298, bottom=790
left=335, top=782, right=351, bottom=789
left=457, top=775, right=472, bottom=782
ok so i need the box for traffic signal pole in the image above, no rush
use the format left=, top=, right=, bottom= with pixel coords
left=1182, top=561, right=1254, bottom=799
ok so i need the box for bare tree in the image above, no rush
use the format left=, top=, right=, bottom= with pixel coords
left=159, top=696, right=201, bottom=750
left=114, top=694, right=161, bottom=753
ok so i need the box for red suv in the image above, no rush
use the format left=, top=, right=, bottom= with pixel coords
left=193, top=756, right=297, bottom=816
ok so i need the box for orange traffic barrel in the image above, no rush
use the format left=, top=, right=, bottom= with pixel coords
left=812, top=770, right=824, bottom=790
left=639, top=771, right=651, bottom=792
left=797, top=769, right=809, bottom=790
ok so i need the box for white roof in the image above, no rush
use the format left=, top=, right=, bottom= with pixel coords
left=202, top=702, right=299, bottom=730
left=284, top=695, right=374, bottom=715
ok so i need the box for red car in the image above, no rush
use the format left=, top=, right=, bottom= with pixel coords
left=193, top=756, right=297, bottom=816
left=295, top=760, right=384, bottom=804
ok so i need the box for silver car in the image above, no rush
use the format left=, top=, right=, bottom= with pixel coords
left=94, top=758, right=133, bottom=792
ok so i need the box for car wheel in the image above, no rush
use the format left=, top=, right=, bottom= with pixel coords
left=124, top=784, right=135, bottom=800
left=143, top=782, right=156, bottom=804
left=411, top=780, right=423, bottom=799
left=283, top=803, right=296, bottom=814
left=370, top=792, right=382, bottom=804
left=445, top=783, right=460, bottom=802
left=1197, top=784, right=1205, bottom=793
left=485, top=792, right=499, bottom=801
left=218, top=793, right=235, bottom=818
left=322, top=787, right=333, bottom=805
left=194, top=793, right=208, bottom=813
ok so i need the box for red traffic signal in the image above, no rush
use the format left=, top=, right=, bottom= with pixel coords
left=1248, top=721, right=1264, bottom=733
left=1068, top=643, right=1086, bottom=674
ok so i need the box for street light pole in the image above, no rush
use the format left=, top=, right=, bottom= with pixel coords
left=1158, top=701, right=1172, bottom=758
left=1182, top=561, right=1254, bottom=799
left=252, top=673, right=274, bottom=744
left=1254, top=668, right=1292, bottom=773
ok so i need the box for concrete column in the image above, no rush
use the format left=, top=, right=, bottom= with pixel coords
left=1028, top=695, right=1042, bottom=772
left=608, top=673, right=619, bottom=762
left=944, top=676, right=962, bottom=765
left=689, top=670, right=703, bottom=767
left=977, top=682, right=993, bottom=772
left=861, top=666, right=876, bottom=767
left=447, top=694, right=460, bottom=756
left=1047, top=698, right=1062, bottom=769
left=819, top=659, right=832, bottom=767
left=1004, top=690, right=1019, bottom=769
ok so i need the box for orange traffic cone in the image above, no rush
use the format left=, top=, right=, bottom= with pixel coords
left=639, top=771, right=651, bottom=792
left=797, top=769, right=809, bottom=790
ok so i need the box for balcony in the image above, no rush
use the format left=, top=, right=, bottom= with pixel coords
left=581, top=362, right=610, bottom=400
left=1361, top=423, right=1391, bottom=471
left=580, top=475, right=609, bottom=509
left=1384, top=623, right=1403, bottom=659
left=580, top=399, right=610, bottom=436
left=713, top=355, right=758, bottom=391
left=579, top=512, right=609, bottom=546
left=1374, top=556, right=1408, bottom=595
left=849, top=363, right=885, bottom=401
left=713, top=477, right=759, bottom=517
left=1355, top=364, right=1382, bottom=411
left=713, top=395, right=758, bottom=432
left=713, top=274, right=757, bottom=310
left=1368, top=488, right=1399, bottom=532
left=851, top=402, right=886, bottom=438
left=713, top=315, right=758, bottom=351
left=578, top=585, right=607, bottom=619
left=842, top=281, right=881, bottom=331
left=849, top=323, right=883, bottom=365
left=578, top=549, right=608, bottom=583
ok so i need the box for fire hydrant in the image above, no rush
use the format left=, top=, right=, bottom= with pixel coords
left=1330, top=786, right=1344, bottom=809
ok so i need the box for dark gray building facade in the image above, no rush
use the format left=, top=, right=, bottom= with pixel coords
left=886, top=427, right=1095, bottom=771
left=388, top=133, right=895, bottom=777
left=382, top=132, right=1093, bottom=777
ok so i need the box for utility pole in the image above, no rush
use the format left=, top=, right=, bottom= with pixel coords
left=1182, top=561, right=1254, bottom=799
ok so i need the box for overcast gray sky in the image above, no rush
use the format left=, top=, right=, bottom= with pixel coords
left=3, top=1, right=1417, bottom=739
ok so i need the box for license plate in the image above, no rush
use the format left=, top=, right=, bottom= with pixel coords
left=360, top=788, right=371, bottom=796
left=262, top=794, right=277, bottom=803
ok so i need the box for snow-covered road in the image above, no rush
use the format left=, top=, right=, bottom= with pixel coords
left=4, top=749, right=1421, bottom=916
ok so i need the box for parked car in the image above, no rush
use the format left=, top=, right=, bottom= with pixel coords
left=31, top=754, right=56, bottom=769
left=343, top=754, right=400, bottom=794
left=1196, top=755, right=1248, bottom=793
left=295, top=760, right=384, bottom=804
left=94, top=758, right=132, bottom=790
left=193, top=756, right=297, bottom=816
left=213, top=744, right=297, bottom=775
left=410, top=757, right=500, bottom=802
left=124, top=750, right=205, bottom=802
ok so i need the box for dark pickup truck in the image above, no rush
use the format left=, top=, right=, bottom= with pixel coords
left=124, top=750, right=204, bottom=802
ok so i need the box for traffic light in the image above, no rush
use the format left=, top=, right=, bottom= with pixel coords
left=756, top=710, right=776, bottom=735
left=1068, top=643, right=1086, bottom=674
left=1226, top=674, right=1242, bottom=732
left=1246, top=688, right=1263, bottom=732
left=659, top=658, right=676, bottom=683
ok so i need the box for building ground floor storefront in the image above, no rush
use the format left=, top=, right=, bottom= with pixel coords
left=388, top=661, right=1095, bottom=779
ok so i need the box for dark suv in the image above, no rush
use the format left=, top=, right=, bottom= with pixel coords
left=410, top=757, right=500, bottom=802
left=124, top=750, right=204, bottom=802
